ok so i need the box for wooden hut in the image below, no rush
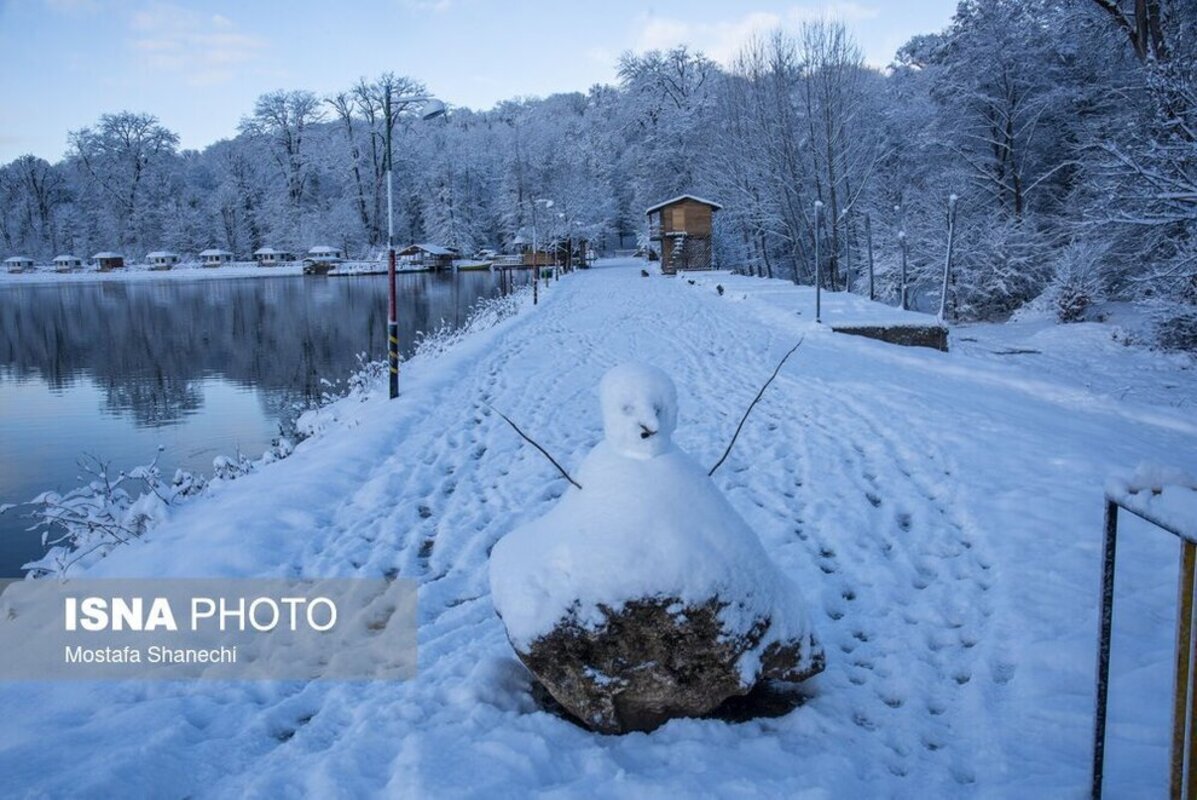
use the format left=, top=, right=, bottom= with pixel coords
left=397, top=243, right=456, bottom=271
left=200, top=248, right=234, bottom=267
left=53, top=254, right=82, bottom=272
left=92, top=251, right=125, bottom=270
left=146, top=251, right=180, bottom=270
left=646, top=195, right=722, bottom=274
left=253, top=247, right=292, bottom=266
left=5, top=255, right=34, bottom=273
left=307, top=245, right=343, bottom=262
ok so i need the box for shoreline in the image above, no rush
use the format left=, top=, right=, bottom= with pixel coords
left=0, top=263, right=447, bottom=287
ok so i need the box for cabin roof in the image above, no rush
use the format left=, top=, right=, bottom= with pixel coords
left=146, top=251, right=178, bottom=259
left=254, top=247, right=289, bottom=255
left=92, top=251, right=122, bottom=259
left=399, top=243, right=455, bottom=256
left=200, top=248, right=233, bottom=257
left=308, top=245, right=341, bottom=254
left=53, top=254, right=81, bottom=262
left=645, top=194, right=723, bottom=215
left=4, top=255, right=33, bottom=263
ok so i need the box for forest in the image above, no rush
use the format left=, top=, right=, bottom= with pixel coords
left=1, top=0, right=1194, bottom=343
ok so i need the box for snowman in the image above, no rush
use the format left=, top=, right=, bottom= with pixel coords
left=489, top=363, right=824, bottom=733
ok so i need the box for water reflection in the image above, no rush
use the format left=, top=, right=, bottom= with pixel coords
left=0, top=271, right=500, bottom=576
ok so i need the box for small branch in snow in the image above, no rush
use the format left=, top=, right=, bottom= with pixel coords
left=709, top=336, right=805, bottom=478
left=488, top=404, right=582, bottom=490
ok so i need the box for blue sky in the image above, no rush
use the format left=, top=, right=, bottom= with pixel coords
left=0, top=0, right=959, bottom=163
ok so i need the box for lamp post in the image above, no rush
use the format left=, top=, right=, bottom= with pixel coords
left=386, top=94, right=446, bottom=400
left=814, top=200, right=824, bottom=324
left=531, top=198, right=553, bottom=304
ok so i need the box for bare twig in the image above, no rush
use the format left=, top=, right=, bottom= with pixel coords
left=709, top=337, right=805, bottom=477
left=488, top=404, right=582, bottom=490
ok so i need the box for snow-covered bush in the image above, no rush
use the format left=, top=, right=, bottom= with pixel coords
left=414, top=287, right=528, bottom=360
left=16, top=451, right=202, bottom=577
left=1046, top=241, right=1107, bottom=323
left=1154, top=305, right=1197, bottom=352
left=952, top=220, right=1052, bottom=321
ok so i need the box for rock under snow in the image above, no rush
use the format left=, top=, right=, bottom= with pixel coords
left=489, top=363, right=824, bottom=733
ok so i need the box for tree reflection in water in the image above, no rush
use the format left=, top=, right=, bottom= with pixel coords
left=0, top=271, right=500, bottom=575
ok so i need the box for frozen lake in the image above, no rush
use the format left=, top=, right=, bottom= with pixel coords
left=0, top=270, right=502, bottom=577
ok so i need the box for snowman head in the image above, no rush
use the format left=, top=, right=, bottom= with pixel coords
left=599, top=363, right=678, bottom=459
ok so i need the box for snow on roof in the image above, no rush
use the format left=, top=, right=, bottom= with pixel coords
left=254, top=247, right=289, bottom=255
left=53, top=255, right=81, bottom=262
left=308, top=246, right=341, bottom=254
left=200, top=249, right=233, bottom=257
left=146, top=251, right=178, bottom=259
left=645, top=194, right=723, bottom=215
left=92, top=252, right=122, bottom=259
left=4, top=256, right=33, bottom=263
left=400, top=243, right=455, bottom=256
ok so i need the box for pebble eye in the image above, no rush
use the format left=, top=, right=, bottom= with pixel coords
left=621, top=404, right=633, bottom=415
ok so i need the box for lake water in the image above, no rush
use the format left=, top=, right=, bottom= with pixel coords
left=0, top=271, right=502, bottom=577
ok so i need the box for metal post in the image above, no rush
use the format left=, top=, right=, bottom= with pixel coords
left=814, top=201, right=823, bottom=324
left=1092, top=500, right=1119, bottom=800
left=532, top=214, right=538, bottom=306
left=939, top=194, right=958, bottom=324
left=1172, top=541, right=1197, bottom=797
left=385, top=89, right=399, bottom=400
left=865, top=213, right=875, bottom=302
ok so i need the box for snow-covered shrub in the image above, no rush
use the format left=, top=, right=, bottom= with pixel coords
left=414, top=287, right=528, bottom=360
left=18, top=452, right=187, bottom=577
left=1154, top=305, right=1197, bottom=352
left=952, top=220, right=1052, bottom=321
left=1046, top=241, right=1107, bottom=323
left=212, top=450, right=255, bottom=482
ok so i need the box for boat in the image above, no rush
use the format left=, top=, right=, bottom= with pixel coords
left=303, top=259, right=334, bottom=276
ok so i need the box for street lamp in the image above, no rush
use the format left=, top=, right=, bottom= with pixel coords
left=531, top=198, right=553, bottom=304
left=814, top=200, right=824, bottom=324
left=386, top=94, right=446, bottom=400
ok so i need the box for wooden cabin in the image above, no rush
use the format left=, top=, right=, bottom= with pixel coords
left=253, top=247, right=292, bottom=266
left=146, top=251, right=180, bottom=270
left=397, top=243, right=457, bottom=271
left=646, top=195, right=722, bottom=274
left=200, top=248, right=234, bottom=267
left=53, top=254, right=82, bottom=272
left=92, top=251, right=125, bottom=270
left=5, top=255, right=34, bottom=273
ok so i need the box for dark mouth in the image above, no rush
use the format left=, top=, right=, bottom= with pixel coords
left=640, top=426, right=656, bottom=440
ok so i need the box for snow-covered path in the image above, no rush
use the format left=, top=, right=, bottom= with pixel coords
left=2, top=258, right=1195, bottom=797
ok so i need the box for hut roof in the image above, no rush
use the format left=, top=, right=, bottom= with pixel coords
left=253, top=247, right=288, bottom=255
left=200, top=248, right=233, bottom=257
left=53, top=254, right=81, bottom=262
left=92, top=252, right=122, bottom=259
left=645, top=194, right=723, bottom=215
left=4, top=256, right=33, bottom=263
left=308, top=245, right=341, bottom=255
left=146, top=251, right=178, bottom=259
left=398, top=243, right=455, bottom=256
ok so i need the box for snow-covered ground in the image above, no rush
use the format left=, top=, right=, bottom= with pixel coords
left=1, top=258, right=1195, bottom=797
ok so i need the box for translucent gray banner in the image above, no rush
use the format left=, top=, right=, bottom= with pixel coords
left=0, top=578, right=417, bottom=680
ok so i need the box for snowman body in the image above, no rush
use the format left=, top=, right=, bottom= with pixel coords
left=489, top=364, right=823, bottom=732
